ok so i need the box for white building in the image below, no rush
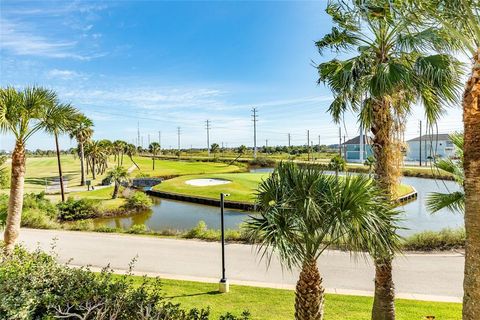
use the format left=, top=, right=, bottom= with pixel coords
left=405, top=134, right=455, bottom=161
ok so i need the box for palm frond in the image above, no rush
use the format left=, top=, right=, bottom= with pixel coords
left=426, top=191, right=465, bottom=214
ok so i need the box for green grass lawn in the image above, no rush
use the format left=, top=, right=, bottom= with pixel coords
left=70, top=186, right=126, bottom=210
left=154, top=173, right=414, bottom=204
left=125, top=276, right=461, bottom=320
left=124, top=157, right=246, bottom=177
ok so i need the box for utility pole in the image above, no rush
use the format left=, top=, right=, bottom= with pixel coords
left=141, top=136, right=144, bottom=149
left=288, top=133, right=291, bottom=147
left=343, top=135, right=346, bottom=160
left=137, top=121, right=140, bottom=147
left=158, top=131, right=161, bottom=154
left=307, top=130, right=310, bottom=161
left=252, top=108, right=258, bottom=159
left=206, top=120, right=211, bottom=157
left=265, top=139, right=268, bottom=149
left=419, top=120, right=422, bottom=166
left=177, top=127, right=181, bottom=152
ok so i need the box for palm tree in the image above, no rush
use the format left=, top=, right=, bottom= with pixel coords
left=105, top=166, right=129, bottom=199
left=316, top=2, right=462, bottom=318
left=0, top=86, right=57, bottom=254
left=149, top=142, right=161, bottom=170
left=85, top=140, right=105, bottom=180
left=69, top=115, right=93, bottom=186
left=41, top=102, right=80, bottom=202
left=426, top=133, right=464, bottom=213
left=246, top=162, right=400, bottom=320
left=408, top=2, right=479, bottom=317
left=210, top=143, right=220, bottom=157
left=125, top=143, right=140, bottom=170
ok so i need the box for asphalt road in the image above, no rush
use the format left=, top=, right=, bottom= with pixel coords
left=15, top=228, right=464, bottom=302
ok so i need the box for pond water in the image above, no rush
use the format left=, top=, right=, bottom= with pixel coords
left=93, top=168, right=464, bottom=236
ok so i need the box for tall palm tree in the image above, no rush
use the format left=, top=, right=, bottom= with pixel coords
left=149, top=142, right=161, bottom=170
left=69, top=115, right=93, bottom=186
left=316, top=2, right=462, bottom=318
left=426, top=133, right=465, bottom=213
left=410, top=3, right=479, bottom=315
left=0, top=86, right=57, bottom=254
left=41, top=102, right=80, bottom=202
left=105, top=166, right=129, bottom=199
left=246, top=162, right=400, bottom=320
left=85, top=140, right=105, bottom=180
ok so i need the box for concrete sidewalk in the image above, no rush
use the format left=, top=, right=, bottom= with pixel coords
left=16, top=228, right=464, bottom=303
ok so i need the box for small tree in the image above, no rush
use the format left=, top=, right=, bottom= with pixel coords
left=210, top=143, right=219, bottom=157
left=246, top=162, right=400, bottom=320
left=149, top=142, right=161, bottom=170
left=237, top=145, right=247, bottom=155
left=105, top=166, right=129, bottom=199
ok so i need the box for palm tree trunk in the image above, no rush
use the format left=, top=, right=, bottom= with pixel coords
left=372, top=258, right=395, bottom=320
left=112, top=182, right=119, bottom=199
left=79, top=142, right=86, bottom=186
left=295, top=260, right=324, bottom=320
left=462, top=49, right=480, bottom=320
left=54, top=133, right=65, bottom=202
left=3, top=140, right=26, bottom=255
left=370, top=100, right=398, bottom=320
left=92, top=158, right=96, bottom=180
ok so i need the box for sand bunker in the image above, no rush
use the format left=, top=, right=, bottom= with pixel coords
left=185, top=178, right=232, bottom=186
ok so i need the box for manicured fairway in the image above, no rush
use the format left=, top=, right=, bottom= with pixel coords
left=124, top=156, right=246, bottom=177
left=154, top=173, right=414, bottom=204
left=153, top=173, right=269, bottom=203
left=125, top=276, right=461, bottom=320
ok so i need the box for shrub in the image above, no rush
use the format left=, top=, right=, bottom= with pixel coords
left=402, top=228, right=466, bottom=251
left=65, top=219, right=95, bottom=231
left=101, top=176, right=113, bottom=186
left=127, top=224, right=148, bottom=234
left=57, top=197, right=98, bottom=221
left=0, top=193, right=58, bottom=229
left=328, top=154, right=347, bottom=171
left=248, top=157, right=275, bottom=168
left=0, top=244, right=250, bottom=319
left=123, top=192, right=153, bottom=211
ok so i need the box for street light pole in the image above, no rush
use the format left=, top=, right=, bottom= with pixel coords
left=219, top=192, right=230, bottom=293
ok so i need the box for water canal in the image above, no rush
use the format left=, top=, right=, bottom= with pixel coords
left=93, top=169, right=463, bottom=236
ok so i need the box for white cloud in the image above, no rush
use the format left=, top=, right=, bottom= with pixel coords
left=46, top=69, right=83, bottom=80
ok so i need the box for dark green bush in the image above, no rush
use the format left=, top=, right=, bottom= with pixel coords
left=57, top=197, right=98, bottom=221
left=123, top=192, right=153, bottom=211
left=0, top=244, right=250, bottom=319
left=328, top=154, right=347, bottom=172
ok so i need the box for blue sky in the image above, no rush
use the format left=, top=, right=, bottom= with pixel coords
left=0, top=0, right=463, bottom=151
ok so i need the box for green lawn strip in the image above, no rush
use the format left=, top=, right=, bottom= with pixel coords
left=69, top=186, right=126, bottom=210
left=124, top=156, right=246, bottom=177
left=120, top=276, right=461, bottom=320
left=154, top=173, right=413, bottom=204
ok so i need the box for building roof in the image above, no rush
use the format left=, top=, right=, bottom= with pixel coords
left=343, top=135, right=372, bottom=145
left=407, top=134, right=451, bottom=142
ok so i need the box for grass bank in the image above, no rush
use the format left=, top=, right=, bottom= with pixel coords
left=125, top=276, right=461, bottom=320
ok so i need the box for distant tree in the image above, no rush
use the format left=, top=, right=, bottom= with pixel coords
left=125, top=143, right=140, bottom=170
left=237, top=145, right=247, bottom=155
left=105, top=166, right=129, bottom=199
left=210, top=143, right=220, bottom=157
left=69, top=115, right=93, bottom=186
left=149, top=142, right=161, bottom=170
left=40, top=102, right=80, bottom=202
